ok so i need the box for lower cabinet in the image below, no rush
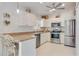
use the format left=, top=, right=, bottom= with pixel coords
left=18, top=37, right=36, bottom=56
left=40, top=32, right=50, bottom=45
left=60, top=33, right=64, bottom=44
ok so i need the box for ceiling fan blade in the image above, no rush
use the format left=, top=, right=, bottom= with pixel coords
left=46, top=6, right=52, bottom=9
left=57, top=8, right=65, bottom=9
left=46, top=3, right=56, bottom=9
left=52, top=2, right=56, bottom=8
left=55, top=3, right=62, bottom=8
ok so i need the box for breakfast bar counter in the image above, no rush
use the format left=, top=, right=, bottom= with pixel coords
left=3, top=29, right=50, bottom=42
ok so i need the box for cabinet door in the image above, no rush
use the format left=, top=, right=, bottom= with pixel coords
left=19, top=38, right=36, bottom=56
left=60, top=33, right=64, bottom=44
left=40, top=32, right=50, bottom=44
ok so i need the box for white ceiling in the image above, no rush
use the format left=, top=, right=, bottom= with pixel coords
left=18, top=2, right=76, bottom=16
left=0, top=2, right=76, bottom=16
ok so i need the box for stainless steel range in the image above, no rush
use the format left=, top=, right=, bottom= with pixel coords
left=51, top=23, right=61, bottom=44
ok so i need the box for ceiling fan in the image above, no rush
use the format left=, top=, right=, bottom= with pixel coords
left=46, top=2, right=65, bottom=12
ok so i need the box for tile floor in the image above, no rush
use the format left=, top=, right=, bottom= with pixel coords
left=36, top=42, right=76, bottom=56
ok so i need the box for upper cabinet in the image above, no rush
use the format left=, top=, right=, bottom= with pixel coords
left=0, top=2, right=37, bottom=27
left=18, top=12, right=37, bottom=26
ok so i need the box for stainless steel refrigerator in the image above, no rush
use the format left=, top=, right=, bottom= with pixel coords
left=64, top=19, right=76, bottom=47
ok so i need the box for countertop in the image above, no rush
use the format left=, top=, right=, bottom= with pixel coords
left=1, top=26, right=51, bottom=42
left=3, top=30, right=50, bottom=42
left=10, top=33, right=35, bottom=42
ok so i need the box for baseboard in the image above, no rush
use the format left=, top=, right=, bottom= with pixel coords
left=64, top=45, right=75, bottom=48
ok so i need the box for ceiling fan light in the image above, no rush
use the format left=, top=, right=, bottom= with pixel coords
left=49, top=9, right=56, bottom=12
left=52, top=9, right=56, bottom=10
left=62, top=3, right=65, bottom=6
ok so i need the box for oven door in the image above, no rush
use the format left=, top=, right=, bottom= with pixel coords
left=51, top=33, right=59, bottom=39
left=51, top=32, right=60, bottom=43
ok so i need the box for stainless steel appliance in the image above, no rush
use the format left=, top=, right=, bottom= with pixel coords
left=51, top=23, right=61, bottom=44
left=64, top=19, right=76, bottom=47
left=51, top=31, right=61, bottom=44
left=35, top=34, right=40, bottom=48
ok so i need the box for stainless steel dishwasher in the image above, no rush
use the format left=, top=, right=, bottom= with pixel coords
left=35, top=33, right=40, bottom=48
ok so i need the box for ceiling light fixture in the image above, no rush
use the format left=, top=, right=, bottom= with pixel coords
left=61, top=3, right=65, bottom=6
left=49, top=8, right=56, bottom=12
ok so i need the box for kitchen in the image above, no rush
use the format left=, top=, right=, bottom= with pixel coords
left=0, top=2, right=77, bottom=56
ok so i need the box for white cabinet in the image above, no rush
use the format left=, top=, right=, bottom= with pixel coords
left=43, top=20, right=50, bottom=27
left=40, top=32, right=50, bottom=44
left=60, top=33, right=64, bottom=44
left=18, top=37, right=36, bottom=56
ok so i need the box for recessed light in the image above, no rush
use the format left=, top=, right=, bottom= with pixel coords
left=49, top=9, right=56, bottom=12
